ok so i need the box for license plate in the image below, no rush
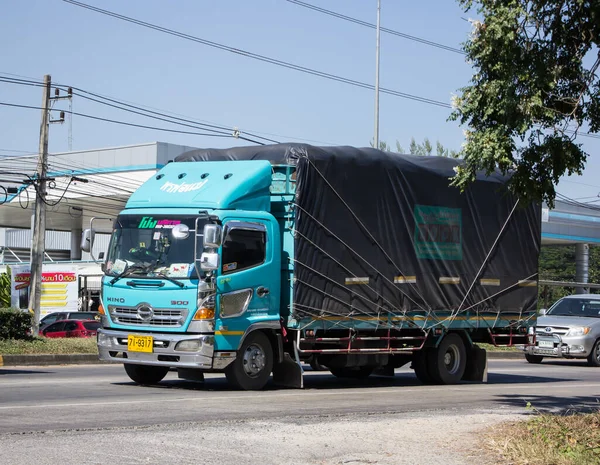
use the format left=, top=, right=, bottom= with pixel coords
left=128, top=335, right=153, bottom=353
left=538, top=340, right=554, bottom=349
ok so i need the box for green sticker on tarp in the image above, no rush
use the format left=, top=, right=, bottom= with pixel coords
left=414, top=205, right=462, bottom=260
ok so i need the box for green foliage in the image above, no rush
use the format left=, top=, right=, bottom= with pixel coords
left=451, top=0, right=600, bottom=208
left=0, top=308, right=32, bottom=340
left=0, top=266, right=11, bottom=308
left=371, top=137, right=460, bottom=157
left=538, top=244, right=600, bottom=308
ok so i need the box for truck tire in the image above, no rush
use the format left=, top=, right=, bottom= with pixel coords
left=412, top=349, right=434, bottom=384
left=329, top=366, right=374, bottom=379
left=225, top=331, right=273, bottom=390
left=124, top=364, right=169, bottom=385
left=525, top=353, right=544, bottom=364
left=587, top=340, right=600, bottom=367
left=428, top=334, right=466, bottom=385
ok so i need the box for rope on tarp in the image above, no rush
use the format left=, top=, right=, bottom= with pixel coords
left=300, top=156, right=431, bottom=310
left=292, top=203, right=431, bottom=314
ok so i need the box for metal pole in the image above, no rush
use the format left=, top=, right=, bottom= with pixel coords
left=373, top=0, right=381, bottom=149
left=29, top=74, right=50, bottom=336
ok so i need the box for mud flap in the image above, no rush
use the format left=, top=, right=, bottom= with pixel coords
left=272, top=353, right=304, bottom=388
left=462, top=345, right=488, bottom=382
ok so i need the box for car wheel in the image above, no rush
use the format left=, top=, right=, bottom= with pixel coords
left=587, top=339, right=600, bottom=367
left=525, top=353, right=544, bottom=364
left=225, top=331, right=273, bottom=390
left=124, top=364, right=169, bottom=385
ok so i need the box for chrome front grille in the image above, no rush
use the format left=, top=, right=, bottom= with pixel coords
left=108, top=306, right=189, bottom=328
left=535, top=326, right=569, bottom=337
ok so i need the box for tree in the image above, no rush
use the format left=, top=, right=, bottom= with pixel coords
left=450, top=0, right=600, bottom=207
left=371, top=137, right=460, bottom=157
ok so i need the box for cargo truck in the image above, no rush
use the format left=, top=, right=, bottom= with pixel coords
left=84, top=144, right=540, bottom=390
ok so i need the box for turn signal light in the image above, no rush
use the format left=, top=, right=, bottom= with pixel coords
left=194, top=308, right=215, bottom=320
left=98, top=305, right=106, bottom=315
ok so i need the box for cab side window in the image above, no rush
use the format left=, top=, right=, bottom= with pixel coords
left=222, top=227, right=266, bottom=274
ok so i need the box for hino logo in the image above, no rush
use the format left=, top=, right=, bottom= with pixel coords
left=107, top=297, right=125, bottom=303
left=137, top=305, right=154, bottom=322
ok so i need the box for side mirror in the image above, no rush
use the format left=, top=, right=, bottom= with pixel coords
left=203, top=224, right=222, bottom=248
left=200, top=252, right=219, bottom=271
left=81, top=229, right=96, bottom=253
left=539, top=308, right=548, bottom=316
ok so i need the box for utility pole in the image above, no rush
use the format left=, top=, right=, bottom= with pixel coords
left=29, top=75, right=51, bottom=336
left=374, top=0, right=381, bottom=150
left=29, top=77, right=70, bottom=336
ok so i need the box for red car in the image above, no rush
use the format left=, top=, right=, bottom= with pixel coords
left=40, top=319, right=100, bottom=338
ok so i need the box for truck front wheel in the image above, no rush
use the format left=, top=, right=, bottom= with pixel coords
left=124, top=363, right=169, bottom=385
left=225, top=331, right=273, bottom=390
left=428, top=334, right=466, bottom=384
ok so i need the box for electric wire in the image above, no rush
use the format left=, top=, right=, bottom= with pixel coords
left=61, top=0, right=453, bottom=109
left=285, top=0, right=466, bottom=55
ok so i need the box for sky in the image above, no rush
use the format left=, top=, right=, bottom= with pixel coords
left=1, top=0, right=599, bottom=201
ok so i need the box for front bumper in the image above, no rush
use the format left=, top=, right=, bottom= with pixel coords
left=97, top=328, right=218, bottom=369
left=524, top=334, right=595, bottom=359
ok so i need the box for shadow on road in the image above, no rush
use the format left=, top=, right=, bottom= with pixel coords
left=0, top=368, right=54, bottom=376
left=111, top=368, right=579, bottom=392
left=493, top=393, right=600, bottom=414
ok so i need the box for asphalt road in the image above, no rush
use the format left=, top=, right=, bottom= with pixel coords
left=1, top=360, right=599, bottom=464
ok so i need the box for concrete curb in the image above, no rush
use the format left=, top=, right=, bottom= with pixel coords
left=0, top=354, right=105, bottom=367
left=0, top=351, right=525, bottom=367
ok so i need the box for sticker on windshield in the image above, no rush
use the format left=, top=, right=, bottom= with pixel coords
left=138, top=216, right=182, bottom=229
left=168, top=263, right=190, bottom=278
left=223, top=262, right=237, bottom=272
left=112, top=259, right=127, bottom=275
left=153, top=232, right=161, bottom=240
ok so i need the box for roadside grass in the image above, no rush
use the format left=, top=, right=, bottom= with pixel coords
left=486, top=408, right=600, bottom=465
left=0, top=338, right=98, bottom=355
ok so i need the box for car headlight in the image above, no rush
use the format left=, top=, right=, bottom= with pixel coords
left=565, top=327, right=591, bottom=337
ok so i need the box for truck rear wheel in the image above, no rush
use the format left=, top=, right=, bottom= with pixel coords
left=225, top=331, right=273, bottom=390
left=329, top=366, right=373, bottom=379
left=428, top=334, right=466, bottom=385
left=124, top=364, right=169, bottom=385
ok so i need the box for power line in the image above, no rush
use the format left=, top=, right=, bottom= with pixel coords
left=0, top=72, right=338, bottom=146
left=286, top=0, right=465, bottom=55
left=0, top=101, right=250, bottom=139
left=0, top=75, right=274, bottom=145
left=62, top=0, right=452, bottom=109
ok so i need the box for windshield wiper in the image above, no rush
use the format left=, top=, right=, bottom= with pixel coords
left=109, top=263, right=152, bottom=285
left=154, top=270, right=185, bottom=288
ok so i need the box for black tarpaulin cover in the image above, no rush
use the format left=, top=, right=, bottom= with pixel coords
left=176, top=144, right=541, bottom=320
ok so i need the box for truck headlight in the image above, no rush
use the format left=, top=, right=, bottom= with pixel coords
left=565, top=327, right=591, bottom=337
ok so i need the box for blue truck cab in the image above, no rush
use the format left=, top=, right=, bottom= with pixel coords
left=89, top=160, right=294, bottom=390
left=85, top=144, right=539, bottom=390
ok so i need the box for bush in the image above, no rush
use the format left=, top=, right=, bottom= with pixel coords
left=0, top=308, right=33, bottom=340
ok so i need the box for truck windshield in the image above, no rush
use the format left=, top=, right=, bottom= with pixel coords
left=105, top=215, right=205, bottom=280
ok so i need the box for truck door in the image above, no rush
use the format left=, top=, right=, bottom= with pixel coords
left=215, top=220, right=280, bottom=351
